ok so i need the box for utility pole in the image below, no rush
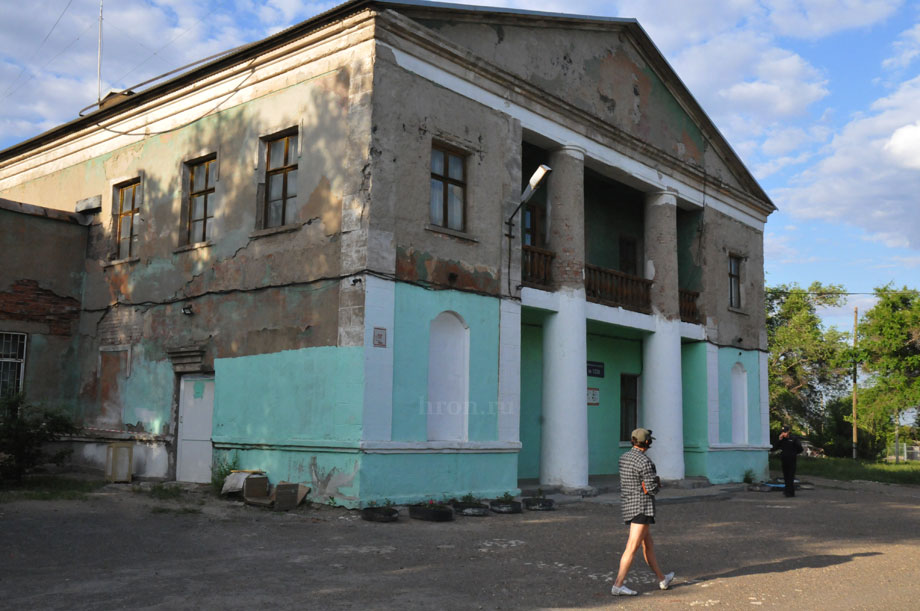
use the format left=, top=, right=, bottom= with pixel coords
left=852, top=306, right=858, bottom=460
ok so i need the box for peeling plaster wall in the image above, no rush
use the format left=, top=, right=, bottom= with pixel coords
left=369, top=45, right=521, bottom=296
left=407, top=17, right=744, bottom=194
left=0, top=206, right=86, bottom=409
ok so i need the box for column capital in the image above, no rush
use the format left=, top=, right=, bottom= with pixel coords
left=645, top=189, right=678, bottom=206
left=554, top=144, right=586, bottom=160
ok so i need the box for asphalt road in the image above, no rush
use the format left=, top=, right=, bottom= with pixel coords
left=2, top=479, right=919, bottom=610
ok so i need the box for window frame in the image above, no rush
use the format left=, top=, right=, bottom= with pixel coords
left=114, top=178, right=142, bottom=260
left=262, top=131, right=299, bottom=229
left=728, top=254, right=743, bottom=309
left=185, top=154, right=217, bottom=245
left=619, top=373, right=639, bottom=443
left=429, top=143, right=467, bottom=233
left=0, top=332, right=27, bottom=398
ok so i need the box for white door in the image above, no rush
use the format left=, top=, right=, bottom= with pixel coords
left=177, top=376, right=215, bottom=483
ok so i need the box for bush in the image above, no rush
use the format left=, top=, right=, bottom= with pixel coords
left=0, top=394, right=76, bottom=483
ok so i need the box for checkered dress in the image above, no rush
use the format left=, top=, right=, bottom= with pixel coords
left=619, top=447, right=659, bottom=522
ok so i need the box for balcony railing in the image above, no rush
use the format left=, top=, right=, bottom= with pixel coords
left=679, top=289, right=701, bottom=323
left=585, top=264, right=651, bottom=313
left=522, top=245, right=554, bottom=288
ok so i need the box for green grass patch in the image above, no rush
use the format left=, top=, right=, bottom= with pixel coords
left=0, top=476, right=105, bottom=502
left=133, top=483, right=184, bottom=501
left=151, top=505, right=201, bottom=515
left=770, top=455, right=920, bottom=485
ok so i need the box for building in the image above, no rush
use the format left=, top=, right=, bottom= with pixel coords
left=0, top=0, right=774, bottom=505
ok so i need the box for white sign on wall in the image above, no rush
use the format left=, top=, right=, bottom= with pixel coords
left=587, top=387, right=600, bottom=406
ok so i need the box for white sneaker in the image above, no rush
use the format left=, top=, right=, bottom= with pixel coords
left=659, top=572, right=675, bottom=590
left=611, top=584, right=638, bottom=596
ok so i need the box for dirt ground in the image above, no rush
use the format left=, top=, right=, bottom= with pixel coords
left=2, top=478, right=919, bottom=610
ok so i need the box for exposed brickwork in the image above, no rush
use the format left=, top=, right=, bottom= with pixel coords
left=0, top=279, right=81, bottom=335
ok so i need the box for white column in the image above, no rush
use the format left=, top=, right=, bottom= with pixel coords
left=362, top=275, right=394, bottom=441
left=540, top=288, right=589, bottom=490
left=759, top=350, right=770, bottom=447
left=642, top=190, right=684, bottom=480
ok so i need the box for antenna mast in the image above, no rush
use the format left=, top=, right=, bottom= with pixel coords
left=96, top=0, right=103, bottom=103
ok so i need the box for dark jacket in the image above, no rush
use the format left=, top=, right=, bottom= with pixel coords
left=776, top=435, right=803, bottom=460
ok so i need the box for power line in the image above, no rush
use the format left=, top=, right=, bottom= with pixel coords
left=2, top=0, right=76, bottom=98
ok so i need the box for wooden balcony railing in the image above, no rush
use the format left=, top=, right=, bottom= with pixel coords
left=585, top=264, right=651, bottom=313
left=521, top=245, right=555, bottom=288
left=679, top=289, right=701, bottom=323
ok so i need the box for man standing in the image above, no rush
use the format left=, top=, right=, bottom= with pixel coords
left=776, top=426, right=803, bottom=497
left=610, top=428, right=675, bottom=596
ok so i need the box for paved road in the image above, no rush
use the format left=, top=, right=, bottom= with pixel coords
left=2, top=479, right=919, bottom=610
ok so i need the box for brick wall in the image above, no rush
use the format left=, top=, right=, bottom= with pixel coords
left=0, top=279, right=81, bottom=335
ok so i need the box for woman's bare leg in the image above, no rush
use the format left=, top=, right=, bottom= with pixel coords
left=614, top=523, right=648, bottom=587
left=640, top=530, right=665, bottom=581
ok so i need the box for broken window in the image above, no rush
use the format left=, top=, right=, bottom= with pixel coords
left=187, top=156, right=216, bottom=244
left=619, top=374, right=638, bottom=442
left=729, top=254, right=743, bottom=309
left=264, top=132, right=298, bottom=228
left=430, top=145, right=466, bottom=232
left=115, top=179, right=141, bottom=259
left=0, top=332, right=27, bottom=398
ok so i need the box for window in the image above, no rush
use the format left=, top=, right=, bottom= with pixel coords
left=187, top=156, right=216, bottom=244
left=0, top=332, right=27, bottom=398
left=115, top=180, right=141, bottom=259
left=729, top=254, right=742, bottom=308
left=619, top=374, right=638, bottom=442
left=264, top=133, right=298, bottom=228
left=523, top=204, right=545, bottom=247
left=619, top=236, right=638, bottom=276
left=430, top=145, right=465, bottom=231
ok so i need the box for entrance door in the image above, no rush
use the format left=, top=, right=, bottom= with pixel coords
left=177, top=376, right=214, bottom=483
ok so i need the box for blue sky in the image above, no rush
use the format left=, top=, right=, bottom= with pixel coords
left=1, top=0, right=918, bottom=329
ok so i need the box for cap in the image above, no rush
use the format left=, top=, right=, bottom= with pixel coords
left=781, top=425, right=790, bottom=433
left=631, top=428, right=654, bottom=443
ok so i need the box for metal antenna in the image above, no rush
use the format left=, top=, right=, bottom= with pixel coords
left=97, top=0, right=103, bottom=103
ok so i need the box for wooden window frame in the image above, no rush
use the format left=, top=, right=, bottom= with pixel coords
left=729, top=254, right=743, bottom=309
left=430, top=143, right=467, bottom=232
left=186, top=155, right=217, bottom=245
left=619, top=373, right=639, bottom=442
left=115, top=179, right=141, bottom=260
left=263, top=132, right=298, bottom=228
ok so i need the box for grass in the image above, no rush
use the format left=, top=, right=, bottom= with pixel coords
left=0, top=476, right=106, bottom=502
left=151, top=506, right=202, bottom=515
left=132, top=482, right=185, bottom=501
left=770, top=455, right=920, bottom=486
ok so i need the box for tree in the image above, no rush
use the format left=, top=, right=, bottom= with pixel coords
left=0, top=394, right=76, bottom=482
left=766, top=282, right=850, bottom=434
left=857, top=285, right=920, bottom=452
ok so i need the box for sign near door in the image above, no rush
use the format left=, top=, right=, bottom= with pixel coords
left=587, top=361, right=604, bottom=377
left=587, top=387, right=600, bottom=406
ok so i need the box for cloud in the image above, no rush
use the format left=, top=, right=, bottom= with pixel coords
left=882, top=21, right=920, bottom=70
left=775, top=74, right=920, bottom=250
left=766, top=0, right=902, bottom=39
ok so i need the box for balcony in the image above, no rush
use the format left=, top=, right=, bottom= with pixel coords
left=679, top=289, right=701, bottom=324
left=585, top=264, right=651, bottom=313
left=522, top=245, right=554, bottom=288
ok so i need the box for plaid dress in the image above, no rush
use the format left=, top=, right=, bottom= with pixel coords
left=619, top=447, right=659, bottom=522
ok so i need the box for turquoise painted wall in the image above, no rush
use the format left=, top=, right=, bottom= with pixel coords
left=213, top=346, right=364, bottom=444
left=681, top=341, right=708, bottom=476
left=121, top=351, right=175, bottom=435
left=391, top=283, right=500, bottom=442
left=213, top=447, right=362, bottom=506
left=360, top=452, right=518, bottom=507
left=717, top=347, right=762, bottom=445
left=701, top=450, right=768, bottom=484
left=518, top=324, right=543, bottom=478
left=586, top=334, right=642, bottom=475
left=677, top=209, right=703, bottom=292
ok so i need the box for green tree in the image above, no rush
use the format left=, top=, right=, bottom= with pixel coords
left=0, top=394, right=76, bottom=482
left=857, top=285, right=920, bottom=451
left=766, top=282, right=849, bottom=434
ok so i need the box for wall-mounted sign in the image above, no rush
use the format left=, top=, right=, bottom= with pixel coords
left=373, top=327, right=387, bottom=348
left=587, top=387, right=600, bottom=406
left=587, top=361, right=604, bottom=378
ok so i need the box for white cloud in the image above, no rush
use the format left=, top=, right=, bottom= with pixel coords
left=775, top=75, right=920, bottom=250
left=766, top=0, right=902, bottom=39
left=884, top=121, right=920, bottom=169
left=883, top=22, right=920, bottom=70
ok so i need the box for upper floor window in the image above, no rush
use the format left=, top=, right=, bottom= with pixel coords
left=430, top=145, right=465, bottom=232
left=729, top=254, right=743, bottom=308
left=523, top=204, right=545, bottom=248
left=115, top=179, right=141, bottom=259
left=264, top=133, right=298, bottom=228
left=187, top=156, right=216, bottom=244
left=619, top=236, right=638, bottom=276
left=0, top=332, right=27, bottom=398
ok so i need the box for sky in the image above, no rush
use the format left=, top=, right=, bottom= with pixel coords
left=1, top=0, right=919, bottom=330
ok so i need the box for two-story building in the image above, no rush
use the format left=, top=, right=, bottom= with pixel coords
left=0, top=0, right=774, bottom=505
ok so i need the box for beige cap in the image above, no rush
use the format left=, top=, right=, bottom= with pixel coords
left=631, top=428, right=654, bottom=443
